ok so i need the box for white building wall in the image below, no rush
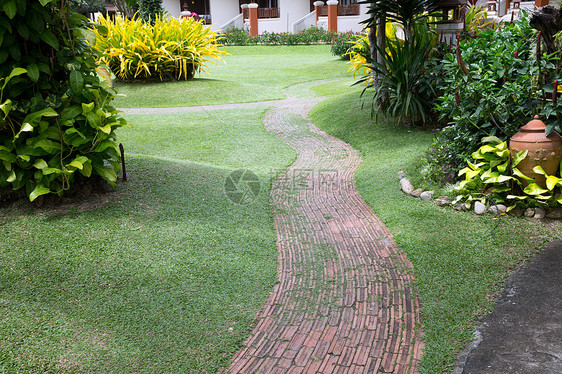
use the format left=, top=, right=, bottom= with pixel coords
left=163, top=0, right=181, bottom=17
left=280, top=0, right=312, bottom=33
left=258, top=18, right=286, bottom=33
left=161, top=0, right=370, bottom=34
left=210, top=0, right=241, bottom=31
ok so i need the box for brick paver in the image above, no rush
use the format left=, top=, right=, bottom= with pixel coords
left=228, top=90, right=424, bottom=373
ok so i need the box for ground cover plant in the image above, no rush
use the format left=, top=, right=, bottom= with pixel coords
left=112, top=45, right=354, bottom=108
left=93, top=15, right=224, bottom=81
left=221, top=26, right=337, bottom=46
left=0, top=0, right=126, bottom=202
left=310, top=92, right=560, bottom=373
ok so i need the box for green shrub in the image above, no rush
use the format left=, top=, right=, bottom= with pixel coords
left=427, top=13, right=558, bottom=180
left=93, top=15, right=225, bottom=81
left=139, top=0, right=163, bottom=24
left=454, top=136, right=562, bottom=209
left=359, top=20, right=440, bottom=125
left=0, top=0, right=126, bottom=202
left=221, top=27, right=338, bottom=46
left=331, top=31, right=360, bottom=59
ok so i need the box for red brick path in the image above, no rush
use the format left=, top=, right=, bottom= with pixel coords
left=228, top=98, right=424, bottom=373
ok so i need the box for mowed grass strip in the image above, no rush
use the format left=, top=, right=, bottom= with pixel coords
left=0, top=108, right=295, bottom=373
left=310, top=92, right=559, bottom=373
left=113, top=45, right=354, bottom=108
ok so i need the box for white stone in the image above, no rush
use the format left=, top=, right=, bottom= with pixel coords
left=411, top=188, right=423, bottom=198
left=534, top=207, right=546, bottom=219
left=400, top=178, right=415, bottom=195
left=420, top=191, right=434, bottom=201
left=474, top=201, right=486, bottom=215
left=488, top=204, right=507, bottom=214
left=524, top=208, right=535, bottom=218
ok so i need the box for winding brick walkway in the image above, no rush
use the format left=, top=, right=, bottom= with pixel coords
left=227, top=89, right=424, bottom=373
left=123, top=83, right=424, bottom=372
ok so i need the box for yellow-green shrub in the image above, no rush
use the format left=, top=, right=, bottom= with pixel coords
left=93, top=15, right=225, bottom=81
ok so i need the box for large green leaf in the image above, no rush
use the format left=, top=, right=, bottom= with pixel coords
left=13, top=122, right=34, bottom=140
left=523, top=183, right=549, bottom=196
left=61, top=105, right=83, bottom=121
left=545, top=175, right=562, bottom=191
left=70, top=70, right=84, bottom=94
left=33, top=139, right=60, bottom=153
left=81, top=102, right=94, bottom=114
left=481, top=135, right=502, bottom=145
left=40, top=30, right=59, bottom=49
left=1, top=67, right=27, bottom=90
left=512, top=150, right=527, bottom=168
left=26, top=63, right=39, bottom=82
left=29, top=186, right=50, bottom=202
left=0, top=99, right=11, bottom=117
left=93, top=163, right=116, bottom=186
left=512, top=168, right=534, bottom=182
left=532, top=165, right=547, bottom=176
left=0, top=146, right=16, bottom=163
left=22, top=107, right=58, bottom=126
left=33, top=159, right=48, bottom=169
left=3, top=0, right=17, bottom=19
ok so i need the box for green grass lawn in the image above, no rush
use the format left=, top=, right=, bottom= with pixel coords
left=113, top=45, right=354, bottom=108
left=0, top=107, right=295, bottom=372
left=310, top=93, right=561, bottom=373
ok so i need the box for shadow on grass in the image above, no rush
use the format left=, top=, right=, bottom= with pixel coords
left=0, top=157, right=278, bottom=373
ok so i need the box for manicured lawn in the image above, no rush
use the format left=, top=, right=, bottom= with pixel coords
left=310, top=93, right=560, bottom=373
left=3, top=43, right=554, bottom=374
left=113, top=45, right=353, bottom=108
left=0, top=107, right=295, bottom=372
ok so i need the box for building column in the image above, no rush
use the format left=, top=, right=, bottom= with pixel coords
left=314, top=1, right=324, bottom=25
left=327, top=0, right=338, bottom=33
left=248, top=3, right=259, bottom=37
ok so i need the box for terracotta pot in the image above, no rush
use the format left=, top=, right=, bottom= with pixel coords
left=509, top=116, right=562, bottom=188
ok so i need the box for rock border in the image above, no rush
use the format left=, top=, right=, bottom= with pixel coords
left=398, top=171, right=562, bottom=219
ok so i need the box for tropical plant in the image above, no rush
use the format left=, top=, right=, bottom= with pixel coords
left=455, top=136, right=562, bottom=209
left=462, top=5, right=495, bottom=33
left=93, top=14, right=225, bottom=81
left=361, top=0, right=441, bottom=41
left=0, top=0, right=126, bottom=202
left=358, top=20, right=439, bottom=125
left=432, top=12, right=543, bottom=173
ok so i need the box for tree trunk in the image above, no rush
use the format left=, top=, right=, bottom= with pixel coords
left=368, top=25, right=377, bottom=80
left=375, top=15, right=386, bottom=101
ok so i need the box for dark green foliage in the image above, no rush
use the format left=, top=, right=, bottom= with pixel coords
left=221, top=27, right=337, bottom=46
left=0, top=0, right=125, bottom=201
left=361, top=0, right=441, bottom=39
left=433, top=14, right=541, bottom=174
left=138, top=0, right=162, bottom=23
left=360, top=20, right=442, bottom=126
left=330, top=31, right=361, bottom=60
